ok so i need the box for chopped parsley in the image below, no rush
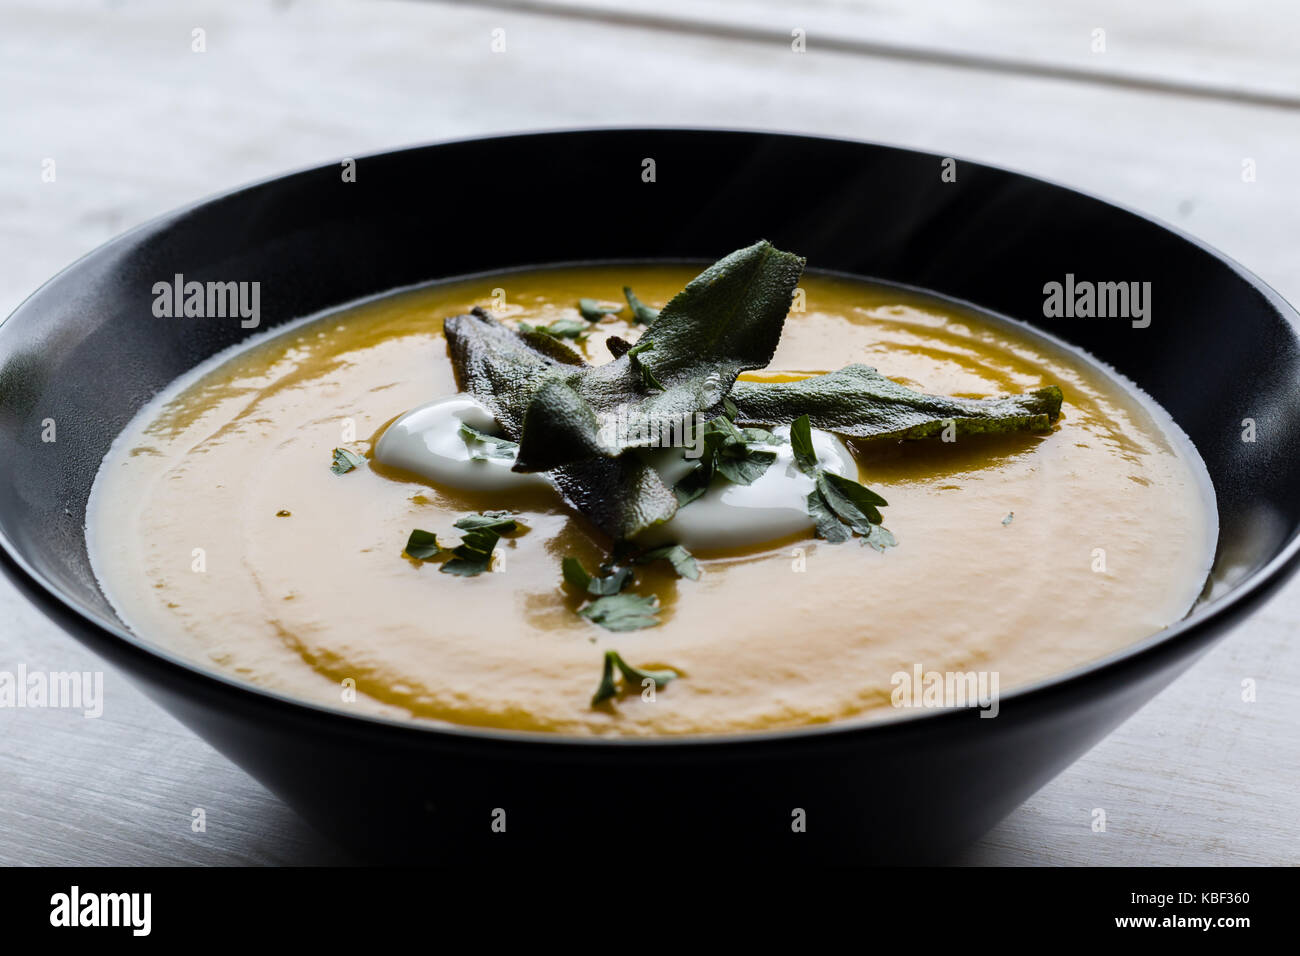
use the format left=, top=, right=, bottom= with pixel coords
left=591, top=650, right=679, bottom=706
left=626, top=338, right=664, bottom=392
left=578, top=298, right=622, bottom=322
left=441, top=527, right=500, bottom=576
left=453, top=510, right=519, bottom=533
left=632, top=543, right=700, bottom=581
left=622, top=286, right=659, bottom=324
left=403, top=528, right=444, bottom=560
left=674, top=415, right=778, bottom=506
left=402, top=511, right=523, bottom=576
left=562, top=556, right=634, bottom=596
left=577, top=593, right=660, bottom=632
left=330, top=447, right=365, bottom=475
left=519, top=317, right=590, bottom=341
left=459, top=422, right=518, bottom=461
left=791, top=414, right=896, bottom=549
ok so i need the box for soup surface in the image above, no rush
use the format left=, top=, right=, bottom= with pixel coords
left=88, top=265, right=1217, bottom=736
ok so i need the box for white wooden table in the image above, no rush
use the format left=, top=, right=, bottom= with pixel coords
left=1, top=0, right=1297, bottom=865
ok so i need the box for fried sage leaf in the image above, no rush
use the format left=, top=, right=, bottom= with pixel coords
left=445, top=309, right=677, bottom=539
left=730, top=364, right=1063, bottom=442
left=444, top=241, right=804, bottom=539
left=551, top=456, right=679, bottom=542
left=444, top=306, right=586, bottom=436
left=510, top=239, right=805, bottom=473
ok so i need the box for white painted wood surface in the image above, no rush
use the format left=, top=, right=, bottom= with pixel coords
left=0, top=0, right=1296, bottom=865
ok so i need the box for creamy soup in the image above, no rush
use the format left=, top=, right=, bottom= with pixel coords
left=87, top=265, right=1217, bottom=736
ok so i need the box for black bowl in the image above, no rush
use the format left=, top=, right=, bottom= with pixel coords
left=2, top=129, right=1298, bottom=864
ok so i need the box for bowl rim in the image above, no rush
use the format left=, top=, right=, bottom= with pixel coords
left=3, top=124, right=1300, bottom=751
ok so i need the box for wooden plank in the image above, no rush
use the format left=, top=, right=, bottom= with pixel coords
left=0, top=582, right=355, bottom=865
left=501, top=0, right=1300, bottom=107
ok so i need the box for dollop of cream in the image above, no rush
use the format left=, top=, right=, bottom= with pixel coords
left=376, top=395, right=859, bottom=551
left=641, top=425, right=857, bottom=550
left=373, top=395, right=549, bottom=492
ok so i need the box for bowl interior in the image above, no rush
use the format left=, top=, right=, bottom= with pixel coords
left=3, top=129, right=1299, bottom=652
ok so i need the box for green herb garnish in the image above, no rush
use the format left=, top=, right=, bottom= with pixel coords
left=442, top=512, right=523, bottom=574
left=459, top=422, right=518, bottom=461
left=805, top=487, right=850, bottom=543
left=790, top=415, right=895, bottom=548
left=623, top=286, right=659, bottom=324
left=578, top=298, right=621, bottom=322
left=562, top=556, right=634, bottom=596
left=453, top=510, right=519, bottom=533
left=330, top=447, right=365, bottom=475
left=520, top=317, right=590, bottom=341
left=403, top=528, right=444, bottom=560
left=860, top=524, right=898, bottom=552
left=591, top=650, right=679, bottom=706
left=626, top=338, right=664, bottom=392
left=402, top=511, right=522, bottom=576
left=441, top=527, right=499, bottom=576
left=674, top=415, right=778, bottom=506
left=632, top=543, right=700, bottom=581
left=577, top=592, right=660, bottom=632
left=790, top=415, right=818, bottom=470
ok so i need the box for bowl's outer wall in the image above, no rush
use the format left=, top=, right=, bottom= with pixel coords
left=1, top=130, right=1298, bottom=861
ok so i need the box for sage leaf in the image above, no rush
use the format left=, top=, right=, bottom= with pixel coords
left=731, top=364, right=1062, bottom=442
